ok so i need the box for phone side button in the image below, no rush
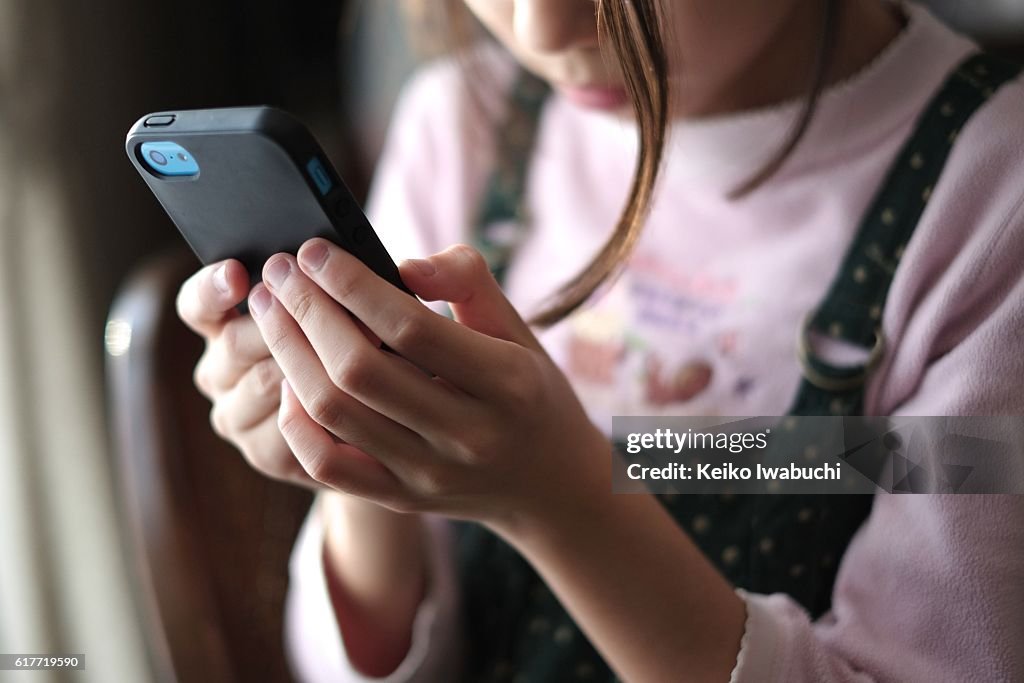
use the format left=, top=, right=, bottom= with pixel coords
left=332, top=197, right=351, bottom=219
left=333, top=199, right=368, bottom=244
left=352, top=221, right=369, bottom=245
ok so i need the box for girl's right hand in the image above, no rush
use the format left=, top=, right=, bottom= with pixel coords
left=176, top=259, right=316, bottom=488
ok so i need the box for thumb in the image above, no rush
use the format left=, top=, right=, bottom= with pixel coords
left=399, top=244, right=540, bottom=350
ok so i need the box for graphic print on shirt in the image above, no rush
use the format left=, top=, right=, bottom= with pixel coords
left=563, top=247, right=755, bottom=415
left=643, top=355, right=713, bottom=405
left=565, top=302, right=627, bottom=385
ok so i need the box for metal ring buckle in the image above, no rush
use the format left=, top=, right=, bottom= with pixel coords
left=796, top=313, right=886, bottom=392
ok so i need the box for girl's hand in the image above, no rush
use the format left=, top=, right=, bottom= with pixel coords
left=250, top=240, right=609, bottom=531
left=176, top=259, right=317, bottom=488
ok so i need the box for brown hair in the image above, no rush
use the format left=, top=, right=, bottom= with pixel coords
left=402, top=0, right=839, bottom=327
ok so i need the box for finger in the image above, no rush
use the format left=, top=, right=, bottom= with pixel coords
left=278, top=379, right=405, bottom=502
left=177, top=259, right=250, bottom=337
left=262, top=253, right=468, bottom=437
left=233, top=412, right=319, bottom=489
left=212, top=357, right=283, bottom=433
left=295, top=239, right=528, bottom=396
left=202, top=314, right=274, bottom=392
left=248, top=283, right=425, bottom=469
left=399, top=244, right=541, bottom=351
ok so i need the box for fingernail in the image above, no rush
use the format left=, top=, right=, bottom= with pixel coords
left=299, top=241, right=329, bottom=272
left=213, top=264, right=230, bottom=294
left=407, top=258, right=436, bottom=276
left=280, top=378, right=291, bottom=400
left=249, top=286, right=272, bottom=318
left=265, top=257, right=291, bottom=288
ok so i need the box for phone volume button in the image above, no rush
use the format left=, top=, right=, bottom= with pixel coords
left=333, top=199, right=368, bottom=244
left=332, top=197, right=351, bottom=219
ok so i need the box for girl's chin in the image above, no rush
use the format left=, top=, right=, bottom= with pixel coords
left=556, top=84, right=631, bottom=112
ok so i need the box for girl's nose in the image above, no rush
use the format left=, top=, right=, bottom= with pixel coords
left=513, top=0, right=598, bottom=53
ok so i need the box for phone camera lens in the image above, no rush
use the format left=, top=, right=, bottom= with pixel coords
left=149, top=150, right=168, bottom=166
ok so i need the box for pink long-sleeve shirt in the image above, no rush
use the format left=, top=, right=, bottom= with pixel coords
left=286, top=3, right=1024, bottom=681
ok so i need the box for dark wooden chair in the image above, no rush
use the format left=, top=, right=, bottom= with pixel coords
left=105, top=247, right=313, bottom=683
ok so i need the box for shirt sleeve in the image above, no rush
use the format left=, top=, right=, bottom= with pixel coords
left=728, top=203, right=1024, bottom=682
left=284, top=504, right=463, bottom=683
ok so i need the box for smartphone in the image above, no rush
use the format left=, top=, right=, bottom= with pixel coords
left=125, top=106, right=412, bottom=301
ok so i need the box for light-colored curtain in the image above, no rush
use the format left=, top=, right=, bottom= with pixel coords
left=0, top=1, right=158, bottom=681
left=0, top=156, right=152, bottom=683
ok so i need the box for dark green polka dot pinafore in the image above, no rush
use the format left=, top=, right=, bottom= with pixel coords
left=454, top=53, right=1020, bottom=683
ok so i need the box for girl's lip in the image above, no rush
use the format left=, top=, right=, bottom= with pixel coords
left=556, top=83, right=630, bottom=111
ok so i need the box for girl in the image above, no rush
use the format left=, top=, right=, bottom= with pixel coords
left=176, top=0, right=1024, bottom=681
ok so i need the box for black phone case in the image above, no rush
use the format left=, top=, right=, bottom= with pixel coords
left=125, top=106, right=412, bottom=299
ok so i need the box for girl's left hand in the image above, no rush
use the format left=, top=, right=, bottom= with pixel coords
left=248, top=239, right=610, bottom=533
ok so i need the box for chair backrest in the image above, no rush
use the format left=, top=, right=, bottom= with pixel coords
left=105, top=248, right=313, bottom=683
